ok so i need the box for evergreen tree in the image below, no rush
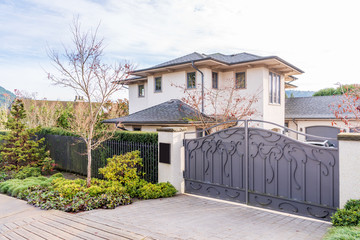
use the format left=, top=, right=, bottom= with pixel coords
left=0, top=99, right=46, bottom=169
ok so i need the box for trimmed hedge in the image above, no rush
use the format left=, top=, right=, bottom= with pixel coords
left=37, top=127, right=158, bottom=143
left=112, top=131, right=158, bottom=144
left=37, top=127, right=78, bottom=137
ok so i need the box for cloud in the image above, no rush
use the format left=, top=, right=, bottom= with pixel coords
left=0, top=0, right=360, bottom=99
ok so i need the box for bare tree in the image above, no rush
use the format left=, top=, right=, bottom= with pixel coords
left=47, top=18, right=132, bottom=187
left=330, top=84, right=360, bottom=131
left=173, top=79, right=260, bottom=132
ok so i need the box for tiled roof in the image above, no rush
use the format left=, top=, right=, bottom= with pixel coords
left=103, top=99, right=213, bottom=124
left=285, top=95, right=343, bottom=119
left=132, top=52, right=304, bottom=74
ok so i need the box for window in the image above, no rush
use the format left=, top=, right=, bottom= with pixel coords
left=212, top=72, right=218, bottom=89
left=269, top=72, right=281, bottom=104
left=155, top=77, right=162, bottom=92
left=235, top=72, right=246, bottom=89
left=187, top=72, right=196, bottom=89
left=133, top=127, right=141, bottom=131
left=138, top=84, right=145, bottom=97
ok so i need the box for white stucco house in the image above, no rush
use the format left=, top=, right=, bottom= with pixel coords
left=104, top=51, right=351, bottom=143
left=105, top=52, right=304, bottom=132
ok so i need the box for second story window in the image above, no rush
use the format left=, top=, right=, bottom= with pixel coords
left=187, top=72, right=196, bottom=89
left=155, top=77, right=162, bottom=92
left=269, top=72, right=281, bottom=104
left=138, top=84, right=145, bottom=97
left=212, top=72, right=218, bottom=89
left=235, top=72, right=246, bottom=89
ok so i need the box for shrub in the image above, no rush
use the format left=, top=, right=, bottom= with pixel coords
left=0, top=171, right=7, bottom=182
left=25, top=178, right=131, bottom=212
left=13, top=166, right=41, bottom=179
left=124, top=178, right=148, bottom=198
left=99, top=151, right=143, bottom=184
left=332, top=199, right=360, bottom=226
left=0, top=176, right=53, bottom=198
left=138, top=182, right=177, bottom=200
left=344, top=200, right=360, bottom=212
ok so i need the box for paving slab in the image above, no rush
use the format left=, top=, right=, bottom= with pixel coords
left=0, top=193, right=331, bottom=239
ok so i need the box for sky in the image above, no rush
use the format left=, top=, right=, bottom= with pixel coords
left=0, top=0, right=359, bottom=101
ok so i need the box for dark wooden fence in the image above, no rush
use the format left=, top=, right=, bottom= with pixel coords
left=41, top=135, right=158, bottom=183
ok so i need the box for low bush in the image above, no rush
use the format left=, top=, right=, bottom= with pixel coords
left=26, top=186, right=131, bottom=212
left=0, top=174, right=61, bottom=198
left=332, top=199, right=360, bottom=226
left=99, top=151, right=143, bottom=184
left=13, top=166, right=41, bottom=179
left=138, top=182, right=177, bottom=200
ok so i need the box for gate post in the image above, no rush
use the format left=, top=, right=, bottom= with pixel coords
left=157, top=127, right=187, bottom=193
left=338, top=133, right=360, bottom=208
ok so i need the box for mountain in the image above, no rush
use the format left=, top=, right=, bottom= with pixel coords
left=0, top=86, right=16, bottom=107
left=285, top=90, right=315, bottom=98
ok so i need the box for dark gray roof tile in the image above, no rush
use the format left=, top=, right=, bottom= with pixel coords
left=285, top=95, right=342, bottom=119
left=103, top=99, right=213, bottom=124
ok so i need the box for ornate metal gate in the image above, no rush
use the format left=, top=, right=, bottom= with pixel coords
left=184, top=120, right=339, bottom=221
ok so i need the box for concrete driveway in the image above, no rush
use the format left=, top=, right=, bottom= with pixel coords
left=0, top=193, right=330, bottom=240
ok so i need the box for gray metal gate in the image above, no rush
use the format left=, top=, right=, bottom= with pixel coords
left=184, top=120, right=339, bottom=221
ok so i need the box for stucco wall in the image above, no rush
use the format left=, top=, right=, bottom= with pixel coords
left=262, top=68, right=285, bottom=129
left=338, top=134, right=360, bottom=207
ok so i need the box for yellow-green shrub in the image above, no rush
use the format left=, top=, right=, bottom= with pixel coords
left=99, top=151, right=143, bottom=184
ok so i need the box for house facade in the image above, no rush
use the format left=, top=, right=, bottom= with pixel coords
left=119, top=52, right=303, bottom=130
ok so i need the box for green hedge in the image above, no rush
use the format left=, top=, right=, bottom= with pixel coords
left=112, top=131, right=158, bottom=144
left=37, top=127, right=158, bottom=144
left=37, top=127, right=79, bottom=137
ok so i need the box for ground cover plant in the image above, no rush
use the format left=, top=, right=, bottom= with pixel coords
left=0, top=151, right=177, bottom=213
left=325, top=199, right=360, bottom=239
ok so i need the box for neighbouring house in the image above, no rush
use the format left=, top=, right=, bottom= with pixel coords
left=285, top=95, right=352, bottom=145
left=113, top=52, right=303, bottom=131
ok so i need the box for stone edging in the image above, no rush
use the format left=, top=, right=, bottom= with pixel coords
left=337, top=133, right=360, bottom=141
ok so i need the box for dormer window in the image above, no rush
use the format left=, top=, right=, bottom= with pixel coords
left=155, top=77, right=162, bottom=92
left=269, top=72, right=280, bottom=104
left=187, top=72, right=196, bottom=89
left=235, top=72, right=246, bottom=89
left=138, top=84, right=145, bottom=97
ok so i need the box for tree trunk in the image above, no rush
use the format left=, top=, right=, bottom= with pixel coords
left=86, top=139, right=92, bottom=188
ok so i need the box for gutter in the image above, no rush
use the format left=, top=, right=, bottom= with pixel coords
left=292, top=118, right=299, bottom=140
left=191, top=61, right=205, bottom=113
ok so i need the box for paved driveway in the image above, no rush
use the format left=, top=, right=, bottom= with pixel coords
left=0, top=193, right=330, bottom=240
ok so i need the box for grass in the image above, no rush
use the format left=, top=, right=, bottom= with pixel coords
left=323, top=226, right=360, bottom=240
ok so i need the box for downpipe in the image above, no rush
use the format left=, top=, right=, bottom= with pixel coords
left=191, top=61, right=204, bottom=113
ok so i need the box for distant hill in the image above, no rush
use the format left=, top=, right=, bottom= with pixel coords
left=0, top=86, right=16, bottom=107
left=285, top=90, right=315, bottom=98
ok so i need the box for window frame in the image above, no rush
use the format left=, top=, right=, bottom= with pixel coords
left=154, top=76, right=162, bottom=92
left=187, top=72, right=196, bottom=89
left=269, top=72, right=281, bottom=104
left=212, top=72, right=218, bottom=89
left=138, top=84, right=145, bottom=97
left=235, top=72, right=246, bottom=89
